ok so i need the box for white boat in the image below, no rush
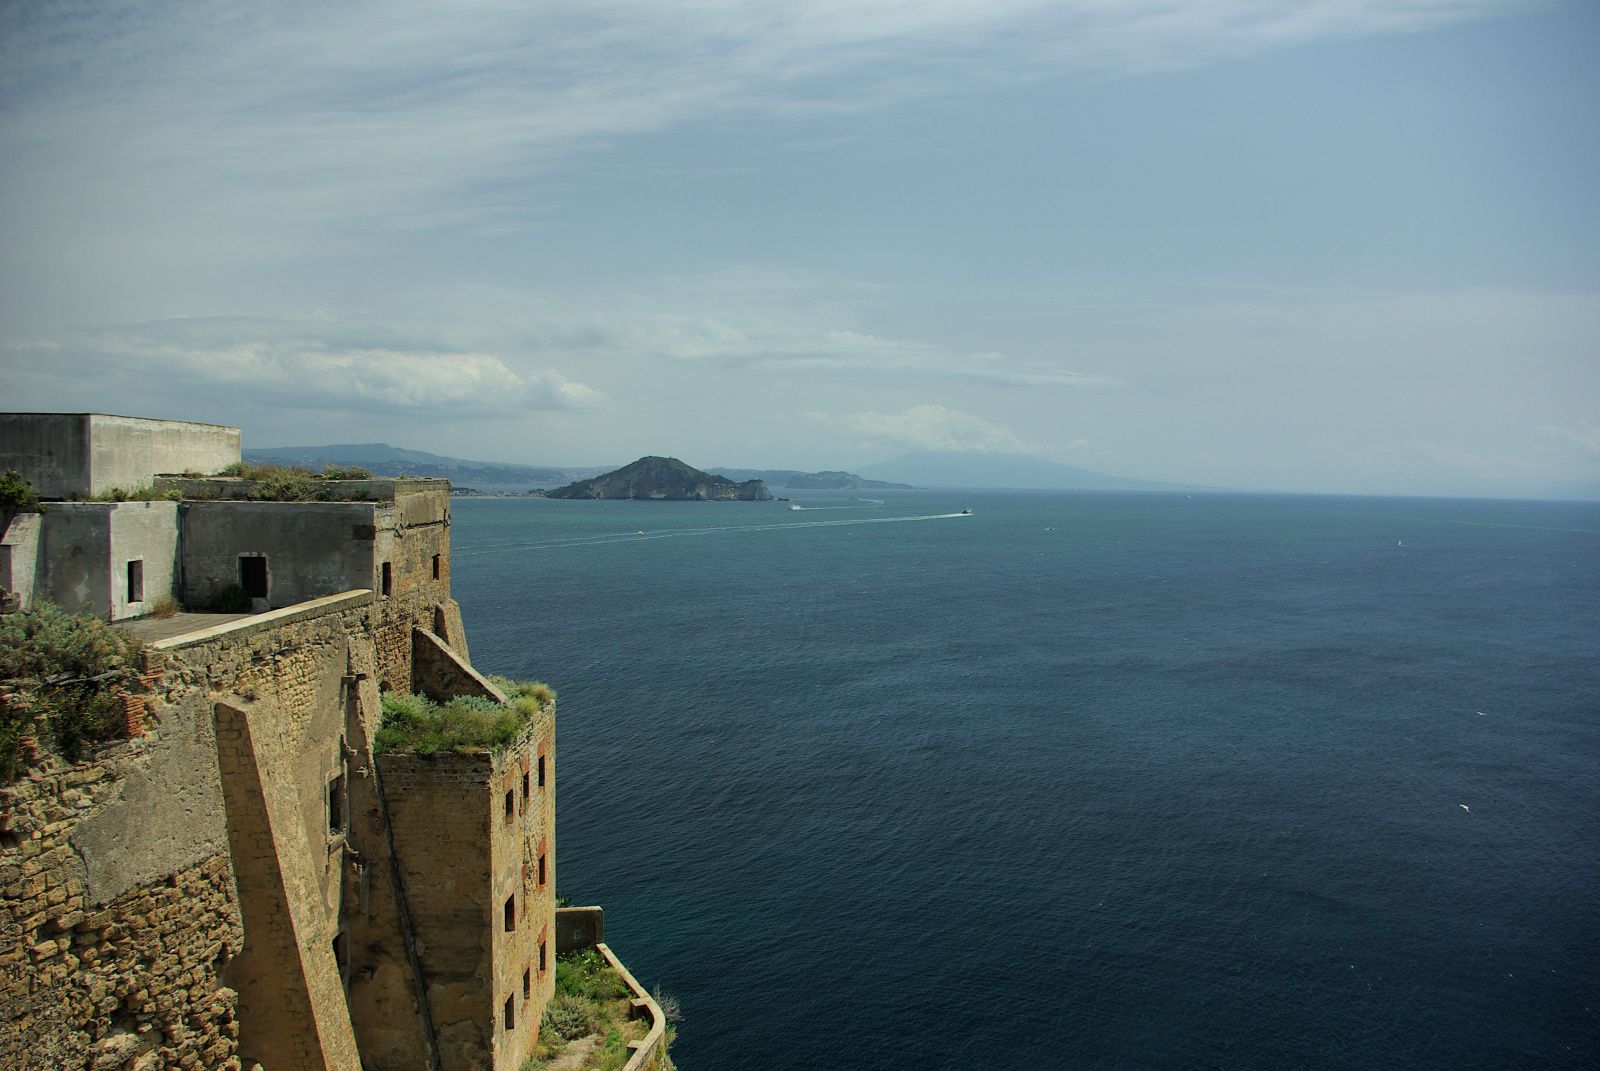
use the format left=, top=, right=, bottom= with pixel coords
left=789, top=504, right=803, bottom=511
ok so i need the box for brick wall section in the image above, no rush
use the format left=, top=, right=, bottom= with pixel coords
left=378, top=749, right=496, bottom=1071
left=0, top=761, right=244, bottom=1071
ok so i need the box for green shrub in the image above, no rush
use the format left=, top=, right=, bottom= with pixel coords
left=0, top=470, right=41, bottom=513
left=0, top=603, right=145, bottom=780
left=250, top=465, right=319, bottom=501
left=373, top=682, right=548, bottom=755
left=555, top=950, right=630, bottom=1001
left=541, top=993, right=599, bottom=1041
left=320, top=465, right=372, bottom=480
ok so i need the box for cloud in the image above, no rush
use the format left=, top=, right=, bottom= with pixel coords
left=1538, top=422, right=1600, bottom=455
left=808, top=404, right=1034, bottom=454
left=5, top=318, right=602, bottom=416
left=0, top=1, right=1541, bottom=253
left=445, top=267, right=1113, bottom=388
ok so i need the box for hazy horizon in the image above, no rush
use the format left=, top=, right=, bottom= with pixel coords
left=3, top=1, right=1596, bottom=500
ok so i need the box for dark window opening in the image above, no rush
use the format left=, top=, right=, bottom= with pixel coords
left=523, top=967, right=532, bottom=1000
left=504, top=894, right=515, bottom=932
left=239, top=556, right=268, bottom=599
left=431, top=553, right=441, bottom=580
left=380, top=561, right=392, bottom=597
left=537, top=754, right=546, bottom=789
left=126, top=559, right=144, bottom=603
left=539, top=939, right=547, bottom=974
left=329, top=772, right=346, bottom=835
left=521, top=772, right=530, bottom=804
left=503, top=995, right=514, bottom=1031
left=537, top=852, right=546, bottom=887
left=504, top=789, right=514, bottom=822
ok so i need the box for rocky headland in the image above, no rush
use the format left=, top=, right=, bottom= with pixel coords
left=545, top=456, right=772, bottom=501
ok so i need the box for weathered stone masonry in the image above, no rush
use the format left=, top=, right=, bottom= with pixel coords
left=1, top=416, right=561, bottom=1071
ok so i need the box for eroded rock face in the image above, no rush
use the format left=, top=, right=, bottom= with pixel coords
left=545, top=457, right=772, bottom=501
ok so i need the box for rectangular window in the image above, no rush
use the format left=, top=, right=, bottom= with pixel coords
left=537, top=852, right=546, bottom=888
left=432, top=553, right=441, bottom=580
left=126, top=559, right=144, bottom=603
left=537, top=754, right=546, bottom=790
left=328, top=772, right=346, bottom=834
left=523, top=967, right=532, bottom=1000
left=504, top=789, right=514, bottom=822
left=504, top=995, right=514, bottom=1031
left=504, top=894, right=515, bottom=932
left=539, top=938, right=547, bottom=974
left=521, top=771, right=530, bottom=805
left=239, top=555, right=268, bottom=599
left=380, top=561, right=392, bottom=597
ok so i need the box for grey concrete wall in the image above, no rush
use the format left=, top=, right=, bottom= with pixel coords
left=38, top=502, right=115, bottom=616
left=181, top=501, right=380, bottom=610
left=86, top=413, right=239, bottom=494
left=107, top=500, right=180, bottom=621
left=555, top=907, right=605, bottom=953
left=0, top=413, right=91, bottom=499
left=1, top=510, right=43, bottom=609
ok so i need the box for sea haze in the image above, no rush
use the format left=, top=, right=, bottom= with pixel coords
left=450, top=490, right=1600, bottom=1070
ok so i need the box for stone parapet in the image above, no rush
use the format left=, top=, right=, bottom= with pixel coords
left=597, top=942, right=668, bottom=1071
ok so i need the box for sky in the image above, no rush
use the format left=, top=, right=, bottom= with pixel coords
left=2, top=0, right=1596, bottom=498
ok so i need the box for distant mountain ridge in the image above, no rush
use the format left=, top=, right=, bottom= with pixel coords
left=243, top=443, right=608, bottom=488
left=546, top=457, right=772, bottom=501
left=710, top=468, right=914, bottom=490
left=246, top=442, right=1208, bottom=495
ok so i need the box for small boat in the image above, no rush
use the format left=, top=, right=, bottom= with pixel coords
left=789, top=504, right=803, bottom=511
left=960, top=507, right=973, bottom=515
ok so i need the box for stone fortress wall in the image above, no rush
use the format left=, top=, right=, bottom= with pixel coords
left=0, top=415, right=560, bottom=1071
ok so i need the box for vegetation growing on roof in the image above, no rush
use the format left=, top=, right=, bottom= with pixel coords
left=0, top=603, right=146, bottom=782
left=374, top=678, right=553, bottom=755
left=0, top=470, right=41, bottom=513
left=208, top=462, right=376, bottom=501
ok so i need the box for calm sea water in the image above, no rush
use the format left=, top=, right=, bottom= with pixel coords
left=450, top=490, right=1600, bottom=1070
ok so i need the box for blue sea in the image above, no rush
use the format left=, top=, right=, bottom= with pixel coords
left=450, top=490, right=1600, bottom=1070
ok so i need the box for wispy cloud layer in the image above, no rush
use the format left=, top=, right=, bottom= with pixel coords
left=0, top=1, right=1544, bottom=251
left=808, top=404, right=1035, bottom=455
left=6, top=318, right=601, bottom=416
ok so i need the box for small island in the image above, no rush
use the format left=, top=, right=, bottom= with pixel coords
left=545, top=456, right=773, bottom=501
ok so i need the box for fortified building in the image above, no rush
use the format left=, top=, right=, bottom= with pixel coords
left=0, top=414, right=659, bottom=1070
